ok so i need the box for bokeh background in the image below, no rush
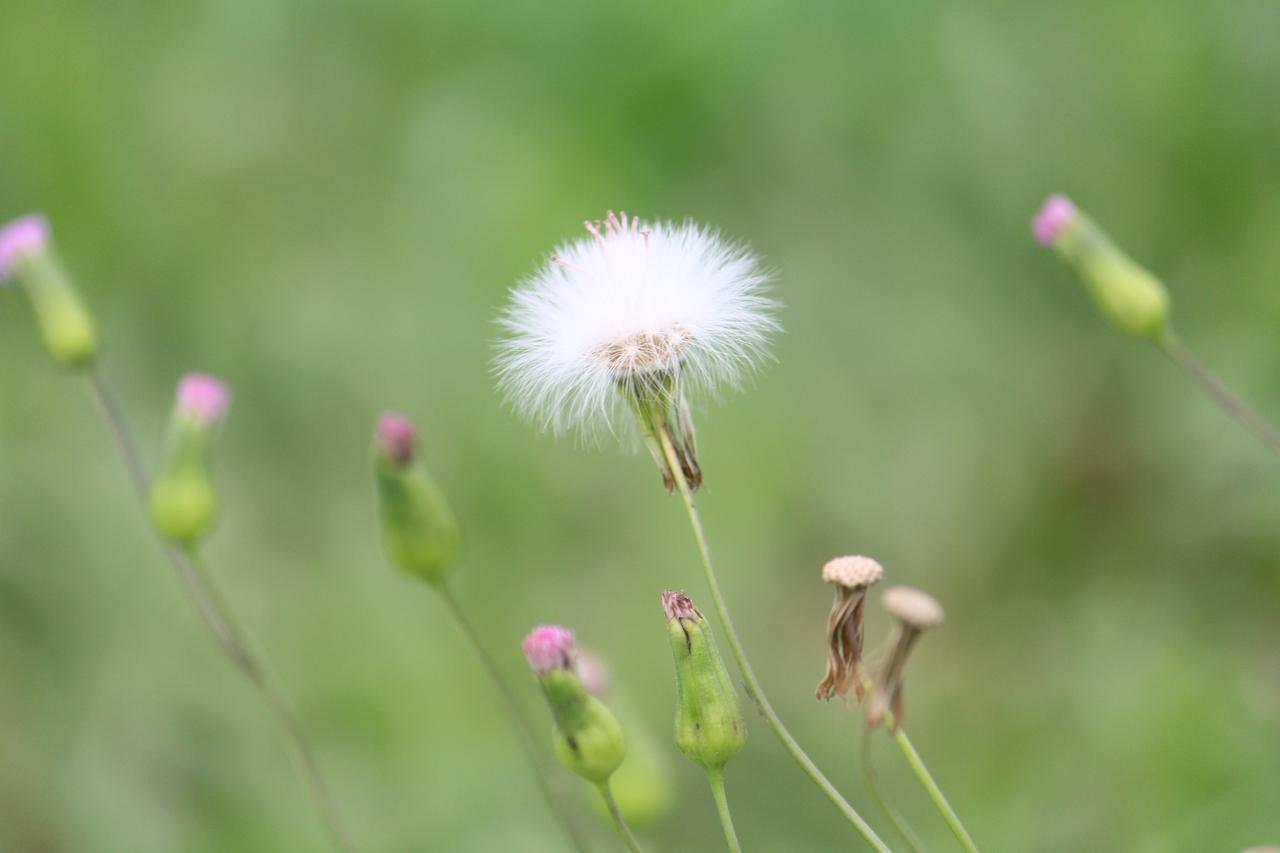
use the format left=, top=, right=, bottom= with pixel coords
left=2, top=1, right=1279, bottom=851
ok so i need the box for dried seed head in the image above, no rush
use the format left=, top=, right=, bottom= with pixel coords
left=866, top=586, right=945, bottom=731
left=822, top=555, right=884, bottom=589
left=661, top=589, right=700, bottom=621
left=882, top=586, right=944, bottom=630
left=815, top=555, right=885, bottom=703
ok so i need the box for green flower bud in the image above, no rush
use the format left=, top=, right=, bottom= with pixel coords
left=523, top=626, right=626, bottom=785
left=1, top=215, right=97, bottom=368
left=373, top=414, right=460, bottom=587
left=149, top=374, right=230, bottom=546
left=662, top=591, right=746, bottom=770
left=1034, top=195, right=1169, bottom=341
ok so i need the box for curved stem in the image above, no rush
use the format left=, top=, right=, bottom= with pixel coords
left=83, top=371, right=359, bottom=853
left=437, top=583, right=591, bottom=852
left=596, top=781, right=645, bottom=853
left=1161, top=332, right=1280, bottom=457
left=653, top=425, right=890, bottom=852
left=706, top=766, right=742, bottom=853
left=860, top=723, right=924, bottom=853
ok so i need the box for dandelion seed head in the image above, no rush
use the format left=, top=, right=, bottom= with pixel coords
left=496, top=211, right=778, bottom=438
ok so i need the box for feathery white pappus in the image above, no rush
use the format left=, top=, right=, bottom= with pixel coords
left=496, top=211, right=779, bottom=438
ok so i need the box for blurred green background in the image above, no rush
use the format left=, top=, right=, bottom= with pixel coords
left=3, top=1, right=1279, bottom=850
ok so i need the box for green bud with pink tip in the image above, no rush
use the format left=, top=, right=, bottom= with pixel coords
left=0, top=215, right=97, bottom=368
left=523, top=625, right=627, bottom=785
left=149, top=374, right=230, bottom=546
left=662, top=590, right=746, bottom=770
left=1033, top=195, right=1169, bottom=341
left=373, top=413, right=460, bottom=586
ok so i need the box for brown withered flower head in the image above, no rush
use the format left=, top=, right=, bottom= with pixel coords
left=865, top=586, right=944, bottom=731
left=815, top=555, right=884, bottom=703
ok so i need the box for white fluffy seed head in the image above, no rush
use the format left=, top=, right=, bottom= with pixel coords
left=496, top=211, right=779, bottom=438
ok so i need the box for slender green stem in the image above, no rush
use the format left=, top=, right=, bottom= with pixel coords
left=596, top=781, right=644, bottom=853
left=1161, top=331, right=1280, bottom=457
left=859, top=723, right=924, bottom=853
left=437, top=583, right=591, bottom=852
left=83, top=370, right=359, bottom=853
left=858, top=672, right=974, bottom=852
left=706, top=766, right=742, bottom=853
left=653, top=425, right=890, bottom=852
left=891, top=728, right=976, bottom=853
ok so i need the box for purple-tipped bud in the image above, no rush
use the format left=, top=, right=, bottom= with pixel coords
left=1032, top=194, right=1077, bottom=246
left=376, top=413, right=417, bottom=466
left=661, top=589, right=699, bottom=621
left=522, top=624, right=576, bottom=674
left=177, top=373, right=231, bottom=426
left=0, top=214, right=50, bottom=282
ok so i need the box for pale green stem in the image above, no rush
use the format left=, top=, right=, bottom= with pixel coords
left=1161, top=331, right=1280, bottom=457
left=892, top=728, right=976, bottom=853
left=858, top=672, right=974, bottom=852
left=860, top=723, right=924, bottom=853
left=596, top=781, right=645, bottom=853
left=83, top=371, right=360, bottom=853
left=653, top=424, right=890, bottom=852
left=706, top=766, right=742, bottom=853
left=436, top=582, right=592, bottom=852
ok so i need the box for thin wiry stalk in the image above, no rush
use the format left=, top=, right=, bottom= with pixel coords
left=436, top=582, right=592, bottom=852
left=860, top=723, right=924, bottom=853
left=706, top=766, right=742, bottom=853
left=652, top=423, right=890, bottom=852
left=597, top=782, right=645, bottom=853
left=83, top=370, right=359, bottom=853
left=1161, top=332, right=1280, bottom=457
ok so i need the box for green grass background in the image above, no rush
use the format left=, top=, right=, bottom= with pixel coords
left=2, top=1, right=1279, bottom=850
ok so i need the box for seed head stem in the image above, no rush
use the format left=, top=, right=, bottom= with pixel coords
left=653, top=423, right=890, bottom=852
left=597, top=781, right=645, bottom=853
left=706, top=766, right=742, bottom=853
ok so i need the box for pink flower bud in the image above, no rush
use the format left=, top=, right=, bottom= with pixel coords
left=661, top=589, right=699, bottom=621
left=375, top=413, right=417, bottom=466
left=0, top=214, right=50, bottom=282
left=522, top=624, right=575, bottom=674
left=177, top=373, right=231, bottom=426
left=1032, top=194, right=1077, bottom=246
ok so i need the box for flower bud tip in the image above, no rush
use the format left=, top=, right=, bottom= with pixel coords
left=523, top=624, right=575, bottom=673
left=882, top=586, right=944, bottom=629
left=376, top=412, right=417, bottom=465
left=177, top=373, right=231, bottom=425
left=1033, top=194, right=1076, bottom=246
left=0, top=214, right=50, bottom=281
left=661, top=589, right=699, bottom=620
left=822, top=555, right=884, bottom=589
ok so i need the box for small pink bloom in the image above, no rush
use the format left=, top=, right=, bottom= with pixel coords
left=522, top=624, right=575, bottom=674
left=177, top=373, right=231, bottom=426
left=1032, top=195, right=1077, bottom=246
left=0, top=214, right=50, bottom=282
left=376, top=413, right=417, bottom=465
